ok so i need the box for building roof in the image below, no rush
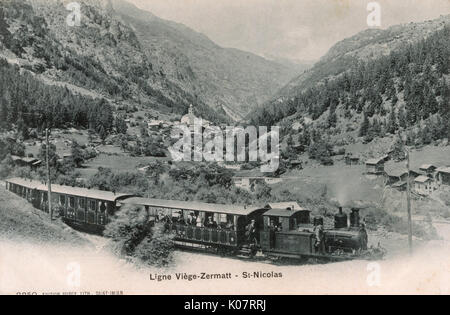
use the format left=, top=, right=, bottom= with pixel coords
left=6, top=178, right=133, bottom=202
left=420, top=164, right=436, bottom=171
left=392, top=181, right=407, bottom=188
left=266, top=202, right=304, bottom=211
left=385, top=167, right=408, bottom=178
left=415, top=176, right=432, bottom=183
left=436, top=167, right=450, bottom=174
left=366, top=156, right=388, bottom=165
left=10, top=155, right=39, bottom=164
left=121, top=197, right=263, bottom=216
left=263, top=209, right=310, bottom=218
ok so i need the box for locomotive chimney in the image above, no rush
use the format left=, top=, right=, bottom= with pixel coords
left=334, top=206, right=347, bottom=229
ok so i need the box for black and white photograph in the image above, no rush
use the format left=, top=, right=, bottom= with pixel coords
left=0, top=0, right=449, bottom=298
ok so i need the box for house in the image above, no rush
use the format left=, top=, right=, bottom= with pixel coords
left=233, top=177, right=251, bottom=190
left=392, top=181, right=407, bottom=192
left=365, top=156, right=388, bottom=174
left=11, top=156, right=42, bottom=168
left=63, top=154, right=73, bottom=161
left=218, top=162, right=242, bottom=171
left=384, top=167, right=409, bottom=186
left=264, top=177, right=283, bottom=185
left=414, top=176, right=437, bottom=195
left=345, top=154, right=360, bottom=165
left=410, top=169, right=423, bottom=178
left=436, top=167, right=450, bottom=186
left=233, top=176, right=283, bottom=190
left=148, top=120, right=164, bottom=130
left=419, top=164, right=437, bottom=176
left=289, top=160, right=303, bottom=169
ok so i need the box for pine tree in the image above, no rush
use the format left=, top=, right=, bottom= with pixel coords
left=327, top=110, right=337, bottom=128
left=386, top=108, right=398, bottom=134
left=0, top=100, right=8, bottom=129
left=390, top=133, right=406, bottom=161
left=115, top=115, right=128, bottom=134
left=71, top=141, right=84, bottom=168
left=359, top=112, right=370, bottom=137
left=398, top=106, right=407, bottom=129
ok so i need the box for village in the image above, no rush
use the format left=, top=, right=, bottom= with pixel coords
left=364, top=155, right=450, bottom=197
left=3, top=102, right=450, bottom=202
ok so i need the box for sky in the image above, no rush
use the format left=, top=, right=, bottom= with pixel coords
left=128, top=0, right=450, bottom=62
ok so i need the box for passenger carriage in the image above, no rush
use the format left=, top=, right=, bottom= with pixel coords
left=5, top=178, right=134, bottom=233
left=121, top=197, right=267, bottom=254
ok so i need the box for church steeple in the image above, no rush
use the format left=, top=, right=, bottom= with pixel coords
left=188, top=104, right=195, bottom=125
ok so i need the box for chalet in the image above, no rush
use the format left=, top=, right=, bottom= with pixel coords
left=419, top=164, right=437, bottom=176
left=384, top=168, right=409, bottom=186
left=63, top=154, right=73, bottom=161
left=233, top=177, right=252, bottom=190
left=11, top=156, right=42, bottom=168
left=264, top=177, right=283, bottom=185
left=148, top=120, right=164, bottom=130
left=392, top=181, right=407, bottom=192
left=233, top=176, right=283, bottom=190
left=218, top=162, right=242, bottom=170
left=289, top=160, right=303, bottom=169
left=365, top=156, right=388, bottom=174
left=436, top=167, right=450, bottom=186
left=414, top=176, right=437, bottom=196
left=345, top=154, right=360, bottom=165
left=410, top=169, right=423, bottom=178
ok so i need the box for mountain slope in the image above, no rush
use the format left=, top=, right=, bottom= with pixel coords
left=272, top=15, right=450, bottom=101
left=0, top=0, right=300, bottom=122
left=249, top=16, right=450, bottom=164
left=1, top=0, right=216, bottom=120
left=109, top=0, right=299, bottom=119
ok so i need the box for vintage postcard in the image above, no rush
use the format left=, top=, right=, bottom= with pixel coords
left=0, top=0, right=449, bottom=298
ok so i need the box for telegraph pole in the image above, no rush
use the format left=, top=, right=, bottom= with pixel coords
left=405, top=149, right=413, bottom=254
left=46, top=128, right=53, bottom=221
left=18, top=112, right=52, bottom=220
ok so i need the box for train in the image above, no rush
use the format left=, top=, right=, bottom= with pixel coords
left=5, top=177, right=385, bottom=261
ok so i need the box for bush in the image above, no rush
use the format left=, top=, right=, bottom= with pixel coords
left=104, top=205, right=175, bottom=267
left=134, top=224, right=175, bottom=267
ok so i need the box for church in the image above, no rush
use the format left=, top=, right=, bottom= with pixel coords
left=180, top=104, right=210, bottom=128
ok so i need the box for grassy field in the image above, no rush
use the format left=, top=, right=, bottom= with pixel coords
left=274, top=161, right=385, bottom=209
left=0, top=187, right=91, bottom=247
left=78, top=153, right=169, bottom=178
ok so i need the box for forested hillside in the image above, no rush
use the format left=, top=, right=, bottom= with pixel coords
left=0, top=58, right=115, bottom=139
left=251, top=23, right=450, bottom=152
left=0, top=0, right=234, bottom=124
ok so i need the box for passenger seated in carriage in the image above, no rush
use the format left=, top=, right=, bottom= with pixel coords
left=205, top=216, right=218, bottom=228
left=225, top=219, right=234, bottom=230
left=186, top=212, right=196, bottom=225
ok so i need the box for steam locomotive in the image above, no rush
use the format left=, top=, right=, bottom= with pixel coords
left=5, top=178, right=385, bottom=261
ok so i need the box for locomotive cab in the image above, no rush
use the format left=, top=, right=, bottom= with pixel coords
left=260, top=209, right=318, bottom=258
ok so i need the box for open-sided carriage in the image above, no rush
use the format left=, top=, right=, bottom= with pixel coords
left=121, top=197, right=267, bottom=255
